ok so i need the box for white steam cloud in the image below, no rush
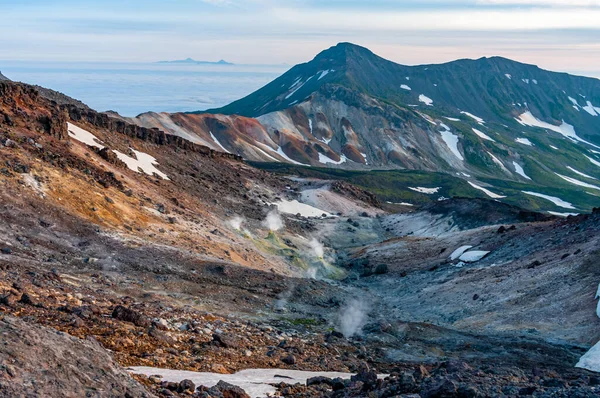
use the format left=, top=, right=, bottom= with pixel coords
left=309, top=238, right=324, bottom=258
left=263, top=210, right=284, bottom=231
left=338, top=299, right=369, bottom=338
left=228, top=215, right=245, bottom=231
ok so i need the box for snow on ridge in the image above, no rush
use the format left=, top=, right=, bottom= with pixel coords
left=516, top=111, right=600, bottom=149
left=513, top=162, right=531, bottom=180
left=487, top=152, right=509, bottom=173
left=567, top=166, right=596, bottom=180
left=468, top=181, right=506, bottom=199
left=587, top=155, right=600, bottom=168
left=450, top=245, right=473, bottom=260
left=459, top=250, right=490, bottom=263
left=67, top=122, right=105, bottom=149
left=272, top=199, right=333, bottom=218
left=285, top=76, right=313, bottom=100
left=555, top=173, right=600, bottom=191
left=318, top=152, right=347, bottom=165
left=114, top=149, right=170, bottom=180
left=276, top=147, right=309, bottom=166
left=583, top=101, right=600, bottom=116
left=317, top=70, right=332, bottom=80
left=129, top=367, right=379, bottom=398
left=548, top=211, right=579, bottom=217
left=210, top=132, right=231, bottom=154
left=419, top=94, right=433, bottom=106
left=438, top=123, right=464, bottom=161
left=461, top=111, right=485, bottom=125
left=409, top=187, right=441, bottom=194
left=472, top=128, right=495, bottom=142
left=515, top=137, right=533, bottom=146
left=522, top=191, right=575, bottom=209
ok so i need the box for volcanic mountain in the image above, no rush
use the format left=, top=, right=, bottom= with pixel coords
left=2, top=60, right=600, bottom=396
left=128, top=43, right=600, bottom=214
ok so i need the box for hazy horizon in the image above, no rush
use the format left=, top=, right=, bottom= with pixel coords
left=4, top=1, right=600, bottom=76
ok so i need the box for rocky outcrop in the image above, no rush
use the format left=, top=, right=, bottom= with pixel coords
left=0, top=71, right=9, bottom=81
left=0, top=316, right=154, bottom=397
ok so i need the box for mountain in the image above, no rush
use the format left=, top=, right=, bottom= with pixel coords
left=3, top=69, right=600, bottom=396
left=127, top=43, right=600, bottom=215
left=157, top=57, right=233, bottom=65
left=0, top=71, right=9, bottom=81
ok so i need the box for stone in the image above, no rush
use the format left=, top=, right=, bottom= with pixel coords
left=111, top=305, right=150, bottom=327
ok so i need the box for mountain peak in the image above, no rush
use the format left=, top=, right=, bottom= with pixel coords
left=314, top=42, right=377, bottom=63
left=0, top=71, right=9, bottom=81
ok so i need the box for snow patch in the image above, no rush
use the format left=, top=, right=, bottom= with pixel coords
left=210, top=132, right=230, bottom=153
left=419, top=94, right=433, bottom=106
left=522, top=191, right=575, bottom=209
left=400, top=84, right=412, bottom=91
left=583, top=101, right=599, bottom=116
left=548, top=211, right=579, bottom=217
left=472, top=128, right=495, bottom=142
left=276, top=147, right=309, bottom=166
left=318, top=153, right=347, bottom=165
left=271, top=199, right=332, bottom=218
left=439, top=124, right=464, bottom=161
left=505, top=74, right=512, bottom=80
left=515, top=138, right=533, bottom=146
left=461, top=111, right=485, bottom=125
left=567, top=166, right=596, bottom=180
left=468, top=182, right=506, bottom=199
left=587, top=155, right=600, bottom=168
left=516, top=111, right=600, bottom=149
left=513, top=162, right=531, bottom=180
left=114, top=149, right=170, bottom=180
left=285, top=76, right=313, bottom=100
left=450, top=245, right=473, bottom=260
left=67, top=122, right=105, bottom=149
left=409, top=187, right=441, bottom=194
left=317, top=70, right=332, bottom=80
left=129, top=367, right=383, bottom=398
left=459, top=250, right=490, bottom=263
left=555, top=173, right=600, bottom=191
left=576, top=342, right=600, bottom=373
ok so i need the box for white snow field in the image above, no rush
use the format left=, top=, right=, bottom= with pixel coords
left=513, top=162, right=531, bottom=180
left=129, top=367, right=387, bottom=398
left=419, top=94, right=433, bottom=106
left=567, top=166, right=596, bottom=180
left=522, top=191, right=575, bottom=209
left=114, top=149, right=170, bottom=180
left=472, top=128, right=495, bottom=142
left=516, top=111, right=600, bottom=149
left=460, top=111, right=485, bottom=125
left=459, top=250, right=490, bottom=263
left=468, top=182, right=506, bottom=199
left=271, top=199, right=333, bottom=218
left=67, top=122, right=105, bottom=149
left=409, top=187, right=441, bottom=194
left=449, top=245, right=473, bottom=260
left=515, top=138, right=533, bottom=146
left=439, top=125, right=464, bottom=161
left=555, top=173, right=600, bottom=191
left=210, top=132, right=231, bottom=153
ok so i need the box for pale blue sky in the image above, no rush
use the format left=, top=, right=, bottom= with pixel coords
left=3, top=0, right=600, bottom=73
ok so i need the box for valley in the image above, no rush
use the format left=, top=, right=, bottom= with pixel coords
left=1, top=44, right=600, bottom=397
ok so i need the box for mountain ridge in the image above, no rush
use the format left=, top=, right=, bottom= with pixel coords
left=127, top=42, right=600, bottom=214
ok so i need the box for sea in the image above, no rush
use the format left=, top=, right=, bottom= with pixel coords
left=0, top=61, right=290, bottom=117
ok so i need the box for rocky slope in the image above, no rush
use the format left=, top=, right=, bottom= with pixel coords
left=2, top=74, right=600, bottom=397
left=128, top=43, right=600, bottom=214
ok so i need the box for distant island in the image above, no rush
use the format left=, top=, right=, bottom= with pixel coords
left=157, top=58, right=234, bottom=66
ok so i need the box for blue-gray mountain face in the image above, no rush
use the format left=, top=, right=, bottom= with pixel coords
left=130, top=43, right=600, bottom=213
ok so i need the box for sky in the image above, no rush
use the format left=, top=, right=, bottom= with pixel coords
left=3, top=0, right=600, bottom=74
